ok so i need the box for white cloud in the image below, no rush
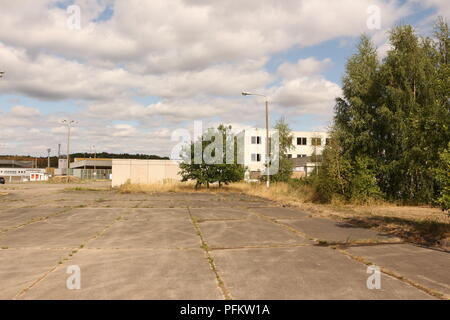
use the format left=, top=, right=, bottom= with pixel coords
left=277, top=57, right=332, bottom=79
left=271, top=77, right=342, bottom=114
left=10, top=105, right=41, bottom=117
left=0, top=0, right=443, bottom=155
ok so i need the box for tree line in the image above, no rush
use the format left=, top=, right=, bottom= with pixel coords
left=316, top=18, right=449, bottom=209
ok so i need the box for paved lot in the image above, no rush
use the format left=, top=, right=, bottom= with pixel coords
left=0, top=182, right=448, bottom=300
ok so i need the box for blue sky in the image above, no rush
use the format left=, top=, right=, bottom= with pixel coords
left=0, top=0, right=448, bottom=156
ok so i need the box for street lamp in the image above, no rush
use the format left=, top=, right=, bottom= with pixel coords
left=47, top=148, right=51, bottom=168
left=61, top=120, right=77, bottom=182
left=242, top=92, right=270, bottom=188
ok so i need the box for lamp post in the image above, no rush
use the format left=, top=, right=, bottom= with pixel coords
left=242, top=92, right=270, bottom=188
left=47, top=148, right=51, bottom=168
left=61, top=120, right=77, bottom=182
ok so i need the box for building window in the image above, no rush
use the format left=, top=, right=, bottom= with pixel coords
left=251, top=136, right=262, bottom=144
left=251, top=154, right=262, bottom=162
left=311, top=138, right=322, bottom=146
left=297, top=137, right=307, bottom=145
left=326, top=138, right=331, bottom=145
left=287, top=154, right=292, bottom=159
left=297, top=154, right=307, bottom=158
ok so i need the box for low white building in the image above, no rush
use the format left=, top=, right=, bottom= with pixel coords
left=237, top=128, right=329, bottom=173
left=0, top=168, right=47, bottom=182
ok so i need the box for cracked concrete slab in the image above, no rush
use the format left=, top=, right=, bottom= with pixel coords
left=346, top=244, right=450, bottom=297
left=211, top=246, right=435, bottom=299
left=0, top=207, right=67, bottom=230
left=190, top=208, right=251, bottom=221
left=0, top=219, right=109, bottom=249
left=279, top=217, right=400, bottom=243
left=19, top=249, right=223, bottom=300
left=127, top=208, right=191, bottom=221
left=87, top=217, right=200, bottom=249
left=46, top=208, right=129, bottom=223
left=88, top=200, right=141, bottom=208
left=0, top=248, right=70, bottom=299
left=248, top=207, right=310, bottom=219
left=198, top=217, right=309, bottom=249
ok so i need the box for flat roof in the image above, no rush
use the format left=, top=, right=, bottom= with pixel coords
left=70, top=159, right=112, bottom=169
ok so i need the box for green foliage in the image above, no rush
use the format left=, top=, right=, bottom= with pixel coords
left=314, top=135, right=380, bottom=203
left=179, top=125, right=245, bottom=188
left=434, top=145, right=450, bottom=210
left=317, top=18, right=450, bottom=207
left=322, top=18, right=450, bottom=205
left=263, top=117, right=294, bottom=182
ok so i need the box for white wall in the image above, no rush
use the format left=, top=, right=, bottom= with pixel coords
left=112, top=159, right=182, bottom=187
left=241, top=129, right=329, bottom=172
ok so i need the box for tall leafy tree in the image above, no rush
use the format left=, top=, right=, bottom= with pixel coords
left=326, top=18, right=449, bottom=205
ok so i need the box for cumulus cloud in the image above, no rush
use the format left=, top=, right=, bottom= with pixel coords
left=0, top=0, right=444, bottom=155
left=271, top=77, right=342, bottom=114
left=277, top=57, right=332, bottom=78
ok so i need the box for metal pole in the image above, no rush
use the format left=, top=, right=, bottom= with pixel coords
left=66, top=124, right=71, bottom=182
left=47, top=148, right=51, bottom=168
left=265, top=100, right=270, bottom=188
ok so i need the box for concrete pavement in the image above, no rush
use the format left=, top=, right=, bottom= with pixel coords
left=0, top=182, right=448, bottom=299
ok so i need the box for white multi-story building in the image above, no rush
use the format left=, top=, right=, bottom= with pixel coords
left=237, top=128, right=329, bottom=173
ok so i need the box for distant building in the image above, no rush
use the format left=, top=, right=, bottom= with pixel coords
left=55, top=158, right=112, bottom=180
left=291, top=155, right=323, bottom=178
left=0, top=168, right=47, bottom=182
left=237, top=128, right=329, bottom=174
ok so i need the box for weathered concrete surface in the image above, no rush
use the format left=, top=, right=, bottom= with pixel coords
left=87, top=209, right=200, bottom=249
left=346, top=244, right=450, bottom=297
left=211, top=247, right=435, bottom=300
left=128, top=208, right=191, bottom=221
left=0, top=182, right=446, bottom=300
left=0, top=248, right=70, bottom=299
left=19, top=249, right=223, bottom=300
left=0, top=218, right=108, bottom=248
left=0, top=207, right=67, bottom=230
left=279, top=217, right=400, bottom=243
left=190, top=208, right=251, bottom=221
left=199, top=217, right=309, bottom=249
left=248, top=207, right=310, bottom=219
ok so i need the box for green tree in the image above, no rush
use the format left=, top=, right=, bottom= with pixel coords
left=434, top=144, right=450, bottom=211
left=179, top=125, right=245, bottom=188
left=327, top=18, right=449, bottom=204
left=263, top=117, right=294, bottom=182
